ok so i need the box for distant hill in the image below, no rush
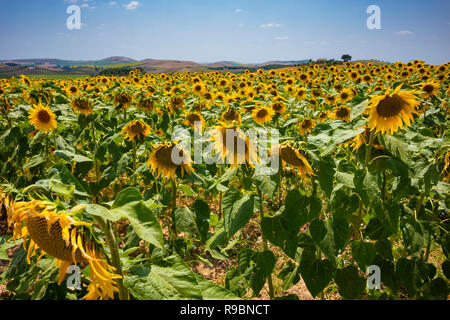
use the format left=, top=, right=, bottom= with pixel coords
left=0, top=56, right=386, bottom=77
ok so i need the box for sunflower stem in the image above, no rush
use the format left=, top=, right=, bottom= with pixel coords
left=364, top=130, right=376, bottom=169
left=170, top=177, right=178, bottom=242
left=256, top=185, right=274, bottom=300
left=95, top=217, right=129, bottom=300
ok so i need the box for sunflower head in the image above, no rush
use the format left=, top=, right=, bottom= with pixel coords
left=4, top=196, right=121, bottom=300
left=367, top=84, right=419, bottom=135
left=299, top=118, right=316, bottom=135
left=147, top=142, right=193, bottom=179
left=113, top=92, right=133, bottom=109
left=28, top=103, right=57, bottom=132
left=71, top=96, right=93, bottom=115
left=252, top=105, right=274, bottom=125
left=420, top=80, right=440, bottom=98
left=272, top=143, right=315, bottom=182
left=209, top=124, right=257, bottom=168
left=333, top=105, right=351, bottom=122
left=122, top=119, right=151, bottom=141
left=182, top=112, right=205, bottom=129
left=221, top=107, right=242, bottom=124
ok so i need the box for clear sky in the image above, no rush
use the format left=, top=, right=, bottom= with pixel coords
left=0, top=0, right=449, bottom=64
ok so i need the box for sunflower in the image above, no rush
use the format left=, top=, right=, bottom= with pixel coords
left=4, top=195, right=121, bottom=300
left=318, top=110, right=329, bottom=123
left=299, top=118, right=316, bottom=135
left=137, top=97, right=155, bottom=113
left=221, top=108, right=242, bottom=124
left=209, top=124, right=257, bottom=168
left=182, top=112, right=205, bottom=129
left=333, top=105, right=351, bottom=122
left=295, top=87, right=308, bottom=100
left=347, top=126, right=384, bottom=152
left=420, top=79, right=440, bottom=98
left=113, top=92, right=133, bottom=109
left=367, top=84, right=419, bottom=135
left=65, top=84, right=79, bottom=96
left=28, top=103, right=57, bottom=132
left=147, top=142, right=193, bottom=179
left=168, top=96, right=184, bottom=113
left=270, top=100, right=286, bottom=114
left=338, top=89, right=353, bottom=103
left=122, top=120, right=151, bottom=141
left=71, top=96, right=93, bottom=115
left=252, top=105, right=274, bottom=125
left=271, top=143, right=315, bottom=182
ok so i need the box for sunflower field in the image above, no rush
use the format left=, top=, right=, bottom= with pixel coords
left=0, top=60, right=449, bottom=300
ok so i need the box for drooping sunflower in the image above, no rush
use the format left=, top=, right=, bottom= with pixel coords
left=147, top=142, right=193, bottom=179
left=122, top=120, right=151, bottom=141
left=333, top=105, right=351, bottom=122
left=137, top=97, right=155, bottom=113
left=71, top=96, right=93, bottom=115
left=367, top=84, right=419, bottom=135
left=209, top=124, right=257, bottom=168
left=113, top=92, right=133, bottom=109
left=182, top=112, right=205, bottom=129
left=252, top=105, right=274, bottom=125
left=299, top=118, right=316, bottom=135
left=221, top=107, right=242, bottom=124
left=3, top=195, right=121, bottom=300
left=28, top=103, right=57, bottom=132
left=419, top=79, right=440, bottom=98
left=271, top=143, right=315, bottom=182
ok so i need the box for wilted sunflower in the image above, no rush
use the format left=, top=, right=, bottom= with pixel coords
left=28, top=103, right=57, bottom=132
left=367, top=84, right=419, bottom=135
left=271, top=143, right=315, bottom=182
left=71, top=96, right=93, bottom=115
left=209, top=124, right=257, bottom=168
left=168, top=96, right=184, bottom=113
left=333, top=105, right=351, bottom=122
left=299, top=118, right=316, bottom=135
left=147, top=142, right=193, bottom=179
left=252, top=105, right=274, bottom=125
left=122, top=120, right=151, bottom=141
left=420, top=79, right=440, bottom=98
left=3, top=195, right=121, bottom=300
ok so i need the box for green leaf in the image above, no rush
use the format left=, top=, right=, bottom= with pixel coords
left=223, top=189, right=255, bottom=238
left=84, top=204, right=122, bottom=222
left=54, top=149, right=93, bottom=163
left=174, top=207, right=198, bottom=238
left=299, top=248, right=335, bottom=298
left=49, top=179, right=75, bottom=198
left=277, top=260, right=301, bottom=291
left=192, top=200, right=210, bottom=243
left=395, top=258, right=433, bottom=296
left=192, top=273, right=239, bottom=300
left=123, top=256, right=202, bottom=300
left=47, top=163, right=91, bottom=199
left=351, top=241, right=376, bottom=271
left=111, top=200, right=164, bottom=249
left=309, top=219, right=336, bottom=265
left=442, top=260, right=450, bottom=280
left=400, top=217, right=427, bottom=255
left=422, top=277, right=448, bottom=300
left=316, top=159, right=335, bottom=198
left=364, top=217, right=391, bottom=240
left=23, top=154, right=45, bottom=169
left=375, top=239, right=393, bottom=261
left=334, top=266, right=366, bottom=299
left=237, top=249, right=276, bottom=296
left=378, top=134, right=410, bottom=165
left=253, top=172, right=280, bottom=199
left=112, top=187, right=143, bottom=208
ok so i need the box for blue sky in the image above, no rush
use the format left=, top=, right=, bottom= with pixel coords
left=0, top=0, right=449, bottom=64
